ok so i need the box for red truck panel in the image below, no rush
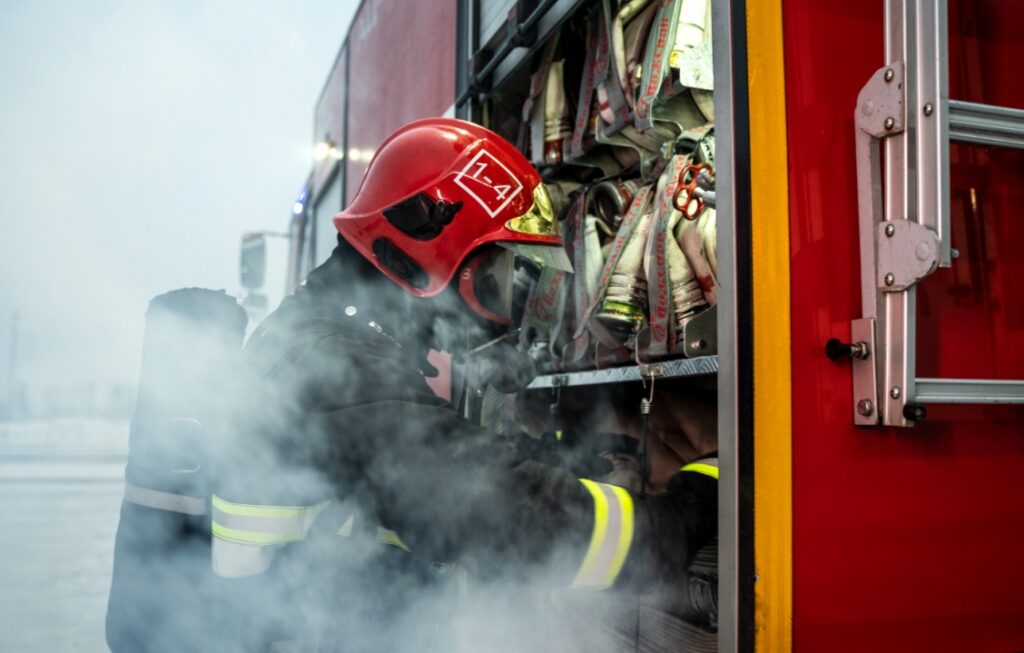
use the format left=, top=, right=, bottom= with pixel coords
left=313, top=48, right=348, bottom=194
left=344, top=0, right=457, bottom=206
left=783, top=2, right=1024, bottom=651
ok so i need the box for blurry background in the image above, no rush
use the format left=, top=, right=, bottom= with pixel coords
left=0, top=1, right=356, bottom=649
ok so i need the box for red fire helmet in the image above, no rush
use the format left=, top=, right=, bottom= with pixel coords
left=334, top=118, right=571, bottom=307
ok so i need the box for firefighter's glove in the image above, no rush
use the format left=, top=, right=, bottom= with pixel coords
left=516, top=431, right=637, bottom=479
left=465, top=339, right=538, bottom=394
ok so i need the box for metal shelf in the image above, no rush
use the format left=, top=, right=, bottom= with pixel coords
left=458, top=0, right=590, bottom=109
left=526, top=355, right=719, bottom=389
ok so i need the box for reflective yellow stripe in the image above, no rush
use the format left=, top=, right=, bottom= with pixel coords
left=212, top=521, right=303, bottom=546
left=337, top=514, right=355, bottom=538
left=376, top=528, right=411, bottom=552
left=571, top=479, right=634, bottom=590
left=680, top=462, right=720, bottom=480
left=211, top=495, right=329, bottom=547
left=212, top=495, right=326, bottom=519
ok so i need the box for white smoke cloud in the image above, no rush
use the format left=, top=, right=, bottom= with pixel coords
left=0, top=0, right=359, bottom=398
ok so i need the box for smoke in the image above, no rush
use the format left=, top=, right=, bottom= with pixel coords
left=0, top=2, right=362, bottom=651
left=0, top=0, right=359, bottom=403
left=104, top=249, right=718, bottom=652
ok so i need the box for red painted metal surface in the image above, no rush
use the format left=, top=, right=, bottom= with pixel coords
left=344, top=0, right=457, bottom=206
left=313, top=48, right=348, bottom=194
left=783, top=2, right=1024, bottom=651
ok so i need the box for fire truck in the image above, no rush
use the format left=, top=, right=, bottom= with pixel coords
left=238, top=0, right=1024, bottom=650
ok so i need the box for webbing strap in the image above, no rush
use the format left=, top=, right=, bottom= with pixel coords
left=571, top=479, right=635, bottom=590
left=578, top=186, right=653, bottom=349
left=636, top=0, right=683, bottom=131
left=681, top=457, right=719, bottom=480
left=519, top=36, right=561, bottom=154
left=211, top=495, right=329, bottom=546
left=566, top=195, right=593, bottom=363
left=595, top=0, right=631, bottom=128
left=570, top=9, right=600, bottom=158
left=525, top=266, right=570, bottom=365
left=644, top=155, right=695, bottom=356
left=124, top=481, right=207, bottom=516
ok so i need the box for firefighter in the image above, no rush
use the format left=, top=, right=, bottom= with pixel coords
left=211, top=118, right=718, bottom=651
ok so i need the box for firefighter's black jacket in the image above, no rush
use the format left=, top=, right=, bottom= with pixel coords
left=214, top=239, right=717, bottom=648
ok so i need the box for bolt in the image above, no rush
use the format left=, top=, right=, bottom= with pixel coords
left=885, top=223, right=896, bottom=237
left=884, top=117, right=895, bottom=130
left=885, top=273, right=895, bottom=286
left=344, top=305, right=358, bottom=316
left=923, top=103, right=934, bottom=116
left=951, top=248, right=960, bottom=259
left=691, top=339, right=707, bottom=350
left=890, top=386, right=901, bottom=400
left=916, top=242, right=931, bottom=261
left=857, top=399, right=875, bottom=417
left=884, top=68, right=894, bottom=82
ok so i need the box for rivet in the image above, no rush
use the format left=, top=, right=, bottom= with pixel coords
left=857, top=399, right=875, bottom=417
left=890, top=386, right=901, bottom=400
left=884, top=117, right=895, bottom=130
left=884, top=273, right=895, bottom=286
left=691, top=339, right=707, bottom=350
left=884, top=68, right=894, bottom=82
left=951, top=248, right=960, bottom=259
left=923, top=103, right=934, bottom=116
left=344, top=305, right=358, bottom=316
left=885, top=223, right=896, bottom=237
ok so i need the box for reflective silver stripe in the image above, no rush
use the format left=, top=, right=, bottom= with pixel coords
left=123, top=482, right=206, bottom=516
left=211, top=495, right=329, bottom=546
left=571, top=479, right=635, bottom=590
left=212, top=538, right=277, bottom=579
left=337, top=514, right=355, bottom=537
left=212, top=507, right=314, bottom=535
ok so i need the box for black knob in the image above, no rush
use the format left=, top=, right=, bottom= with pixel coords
left=903, top=402, right=927, bottom=422
left=826, top=338, right=870, bottom=361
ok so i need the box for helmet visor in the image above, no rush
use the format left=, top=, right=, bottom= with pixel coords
left=505, top=183, right=558, bottom=238
left=500, top=184, right=573, bottom=272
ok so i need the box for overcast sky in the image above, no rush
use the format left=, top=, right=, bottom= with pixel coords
left=0, top=0, right=359, bottom=398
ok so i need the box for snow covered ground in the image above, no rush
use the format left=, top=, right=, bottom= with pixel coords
left=0, top=419, right=128, bottom=652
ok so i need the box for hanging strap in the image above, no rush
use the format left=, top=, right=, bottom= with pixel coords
left=635, top=0, right=683, bottom=132
left=644, top=155, right=689, bottom=355
left=123, top=481, right=207, bottom=516
left=566, top=194, right=594, bottom=364
left=595, top=0, right=632, bottom=129
left=570, top=9, right=601, bottom=158
left=678, top=209, right=718, bottom=305
left=570, top=479, right=635, bottom=590
left=519, top=36, right=561, bottom=156
left=578, top=185, right=653, bottom=349
left=622, top=1, right=661, bottom=102
left=524, top=266, right=570, bottom=368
